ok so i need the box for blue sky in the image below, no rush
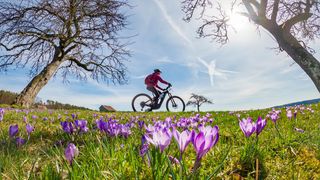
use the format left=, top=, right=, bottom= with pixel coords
left=1, top=0, right=319, bottom=111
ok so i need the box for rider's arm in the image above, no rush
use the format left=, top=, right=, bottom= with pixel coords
left=158, top=76, right=169, bottom=85
left=155, top=84, right=164, bottom=91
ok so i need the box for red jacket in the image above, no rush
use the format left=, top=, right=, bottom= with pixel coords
left=145, top=73, right=169, bottom=89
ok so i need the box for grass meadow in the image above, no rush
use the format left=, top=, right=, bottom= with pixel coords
left=0, top=104, right=319, bottom=179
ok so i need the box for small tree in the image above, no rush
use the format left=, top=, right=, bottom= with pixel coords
left=187, top=93, right=213, bottom=112
left=0, top=0, right=131, bottom=107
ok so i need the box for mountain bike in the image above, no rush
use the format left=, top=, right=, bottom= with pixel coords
left=132, top=85, right=185, bottom=112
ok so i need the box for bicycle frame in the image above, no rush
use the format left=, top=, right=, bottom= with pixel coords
left=152, top=89, right=174, bottom=110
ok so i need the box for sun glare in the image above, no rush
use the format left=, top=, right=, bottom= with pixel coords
left=202, top=4, right=250, bottom=32
left=228, top=12, right=249, bottom=31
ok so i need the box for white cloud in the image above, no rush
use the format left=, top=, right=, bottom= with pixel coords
left=156, top=56, right=175, bottom=64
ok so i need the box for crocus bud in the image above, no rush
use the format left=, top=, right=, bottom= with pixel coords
left=65, top=143, right=79, bottom=165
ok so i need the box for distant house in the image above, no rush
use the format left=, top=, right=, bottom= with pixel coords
left=99, top=105, right=116, bottom=112
left=36, top=104, right=47, bottom=110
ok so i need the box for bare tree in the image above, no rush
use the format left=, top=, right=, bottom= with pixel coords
left=187, top=93, right=213, bottom=112
left=181, top=0, right=320, bottom=92
left=0, top=0, right=131, bottom=107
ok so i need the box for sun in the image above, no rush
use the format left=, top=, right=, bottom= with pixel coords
left=227, top=11, right=249, bottom=31
left=201, top=2, right=251, bottom=32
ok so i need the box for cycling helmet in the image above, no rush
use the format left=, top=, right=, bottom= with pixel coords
left=154, top=69, right=162, bottom=73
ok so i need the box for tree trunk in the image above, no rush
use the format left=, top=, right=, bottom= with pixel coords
left=14, top=58, right=64, bottom=108
left=269, top=25, right=320, bottom=93
left=197, top=104, right=200, bottom=112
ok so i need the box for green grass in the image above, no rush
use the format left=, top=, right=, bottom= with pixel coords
left=0, top=105, right=319, bottom=179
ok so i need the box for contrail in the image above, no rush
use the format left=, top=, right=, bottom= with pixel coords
left=197, top=57, right=237, bottom=86
left=152, top=0, right=192, bottom=45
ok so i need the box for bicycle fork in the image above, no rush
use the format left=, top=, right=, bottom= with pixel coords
left=168, top=94, right=177, bottom=108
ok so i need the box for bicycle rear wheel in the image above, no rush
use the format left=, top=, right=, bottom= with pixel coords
left=132, top=93, right=153, bottom=112
left=166, top=96, right=185, bottom=112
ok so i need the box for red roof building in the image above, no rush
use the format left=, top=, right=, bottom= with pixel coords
left=99, top=105, right=116, bottom=112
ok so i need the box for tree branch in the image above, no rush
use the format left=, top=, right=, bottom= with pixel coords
left=282, top=13, right=313, bottom=32
left=242, top=0, right=259, bottom=22
left=271, top=0, right=280, bottom=22
left=259, top=0, right=268, bottom=17
left=67, top=58, right=94, bottom=71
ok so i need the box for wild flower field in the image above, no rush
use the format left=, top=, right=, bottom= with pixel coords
left=0, top=104, right=319, bottom=179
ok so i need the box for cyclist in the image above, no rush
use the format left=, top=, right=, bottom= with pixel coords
left=145, top=69, right=171, bottom=109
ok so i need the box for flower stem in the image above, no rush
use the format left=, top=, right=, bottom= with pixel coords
left=192, top=158, right=201, bottom=175
left=255, top=158, right=259, bottom=180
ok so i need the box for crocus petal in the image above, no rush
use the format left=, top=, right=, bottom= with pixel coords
left=9, top=124, right=19, bottom=137
left=256, top=117, right=267, bottom=135
left=193, top=132, right=205, bottom=155
left=65, top=143, right=79, bottom=165
left=239, top=118, right=256, bottom=137
left=15, top=137, right=26, bottom=147
left=145, top=128, right=172, bottom=152
left=210, top=126, right=220, bottom=147
left=172, top=128, right=180, bottom=142
left=144, top=134, right=156, bottom=146
left=26, top=124, right=34, bottom=135
left=180, top=130, right=191, bottom=152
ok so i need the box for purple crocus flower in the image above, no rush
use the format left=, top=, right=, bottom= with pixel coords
left=60, top=121, right=75, bottom=134
left=15, top=137, right=27, bottom=147
left=93, top=113, right=98, bottom=118
left=145, top=128, right=172, bottom=152
left=239, top=118, right=256, bottom=137
left=141, top=134, right=147, bottom=145
left=139, top=143, right=149, bottom=157
left=96, top=119, right=108, bottom=132
left=138, top=120, right=145, bottom=129
left=294, top=110, right=297, bottom=119
left=31, top=115, right=37, bottom=120
left=145, top=124, right=156, bottom=133
left=0, top=108, right=4, bottom=121
left=168, top=155, right=180, bottom=165
left=172, top=128, right=192, bottom=155
left=270, top=113, right=279, bottom=123
left=74, top=120, right=89, bottom=133
left=120, top=125, right=131, bottom=138
left=9, top=124, right=19, bottom=138
left=26, top=124, right=34, bottom=136
left=23, top=116, right=27, bottom=123
left=256, top=117, right=266, bottom=136
left=192, top=125, right=219, bottom=161
left=287, top=110, right=293, bottom=119
left=65, top=143, right=79, bottom=165
left=71, top=113, right=77, bottom=120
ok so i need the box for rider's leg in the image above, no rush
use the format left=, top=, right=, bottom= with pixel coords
left=146, top=86, right=160, bottom=107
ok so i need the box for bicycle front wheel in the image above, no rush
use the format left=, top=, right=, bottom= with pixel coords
left=166, top=96, right=185, bottom=112
left=132, top=93, right=153, bottom=112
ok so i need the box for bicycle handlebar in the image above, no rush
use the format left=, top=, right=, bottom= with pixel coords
left=163, top=84, right=172, bottom=92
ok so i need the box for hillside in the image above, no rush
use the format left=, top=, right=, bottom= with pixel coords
left=0, top=90, right=91, bottom=110
left=274, top=98, right=320, bottom=108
